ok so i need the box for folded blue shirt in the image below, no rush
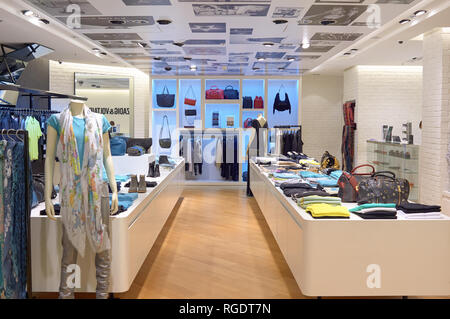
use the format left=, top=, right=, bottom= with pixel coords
left=330, top=170, right=343, bottom=180
left=110, top=193, right=138, bottom=210
left=299, top=171, right=323, bottom=179
left=273, top=172, right=300, bottom=179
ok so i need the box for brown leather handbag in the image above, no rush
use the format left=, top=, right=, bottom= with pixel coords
left=356, top=171, right=410, bottom=205
left=338, top=164, right=375, bottom=202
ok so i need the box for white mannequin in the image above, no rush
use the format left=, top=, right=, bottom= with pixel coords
left=45, top=100, right=119, bottom=220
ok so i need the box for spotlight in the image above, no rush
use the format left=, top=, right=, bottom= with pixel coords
left=257, top=57, right=265, bottom=62
left=301, top=42, right=310, bottom=49
left=100, top=52, right=107, bottom=56
left=320, top=20, right=336, bottom=26
left=137, top=42, right=148, bottom=48
left=92, top=48, right=101, bottom=52
left=190, top=65, right=197, bottom=71
left=157, top=19, right=172, bottom=25
left=173, top=42, right=184, bottom=47
left=278, top=67, right=285, bottom=70
left=414, top=10, right=427, bottom=17
left=164, top=66, right=172, bottom=71
left=273, top=19, right=288, bottom=25
left=350, top=49, right=358, bottom=52
left=184, top=57, right=192, bottom=61
left=344, top=52, right=352, bottom=56
left=399, top=19, right=411, bottom=25
left=252, top=67, right=260, bottom=70
left=39, top=18, right=50, bottom=25
left=22, top=10, right=34, bottom=16
left=263, top=42, right=274, bottom=47
left=153, top=56, right=161, bottom=60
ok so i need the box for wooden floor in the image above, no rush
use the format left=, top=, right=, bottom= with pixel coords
left=118, top=187, right=306, bottom=299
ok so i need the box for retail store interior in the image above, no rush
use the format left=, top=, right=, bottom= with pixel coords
left=0, top=0, right=450, bottom=300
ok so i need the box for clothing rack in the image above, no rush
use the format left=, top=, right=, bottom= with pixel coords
left=0, top=129, right=32, bottom=298
left=273, top=125, right=302, bottom=129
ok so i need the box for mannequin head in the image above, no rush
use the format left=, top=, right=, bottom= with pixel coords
left=69, top=99, right=86, bottom=116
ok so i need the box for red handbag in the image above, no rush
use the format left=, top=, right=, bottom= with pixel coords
left=254, top=96, right=264, bottom=109
left=184, top=85, right=196, bottom=106
left=206, top=86, right=224, bottom=99
left=244, top=118, right=253, bottom=128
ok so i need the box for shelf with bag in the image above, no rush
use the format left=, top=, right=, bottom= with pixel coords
left=152, top=79, right=177, bottom=109
left=366, top=140, right=419, bottom=201
left=152, top=111, right=176, bottom=157
left=205, top=79, right=240, bottom=103
left=267, top=79, right=299, bottom=128
left=242, top=79, right=265, bottom=111
left=205, top=103, right=240, bottom=129
left=179, top=79, right=202, bottom=129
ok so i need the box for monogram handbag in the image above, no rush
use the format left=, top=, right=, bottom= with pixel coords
left=254, top=96, right=264, bottom=109
left=157, top=85, right=175, bottom=107
left=337, top=164, right=375, bottom=202
left=159, top=115, right=172, bottom=149
left=184, top=85, right=196, bottom=106
left=273, top=85, right=291, bottom=114
left=206, top=86, right=224, bottom=99
left=224, top=85, right=239, bottom=99
left=356, top=171, right=410, bottom=205
left=243, top=96, right=253, bottom=109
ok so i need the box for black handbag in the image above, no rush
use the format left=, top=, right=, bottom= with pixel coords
left=356, top=171, right=410, bottom=205
left=212, top=112, right=219, bottom=127
left=273, top=85, right=291, bottom=114
left=224, top=85, right=239, bottom=99
left=243, top=96, right=253, bottom=109
left=32, top=174, right=56, bottom=204
left=126, top=138, right=152, bottom=152
left=156, top=85, right=175, bottom=107
left=159, top=115, right=172, bottom=149
left=185, top=109, right=197, bottom=116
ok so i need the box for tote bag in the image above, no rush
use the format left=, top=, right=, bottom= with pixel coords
left=273, top=85, right=291, bottom=114
left=159, top=115, right=172, bottom=149
left=157, top=85, right=175, bottom=107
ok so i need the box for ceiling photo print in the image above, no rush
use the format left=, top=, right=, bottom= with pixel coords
left=24, top=0, right=423, bottom=75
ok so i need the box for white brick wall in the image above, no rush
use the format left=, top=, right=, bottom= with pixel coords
left=301, top=75, right=343, bottom=160
left=420, top=28, right=450, bottom=206
left=343, top=65, right=423, bottom=167
left=49, top=61, right=150, bottom=137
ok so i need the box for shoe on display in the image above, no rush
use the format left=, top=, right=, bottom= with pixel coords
left=138, top=175, right=147, bottom=193
left=129, top=175, right=138, bottom=193
left=154, top=164, right=160, bottom=177
left=147, top=161, right=155, bottom=177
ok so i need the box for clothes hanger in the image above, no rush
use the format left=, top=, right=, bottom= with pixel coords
left=15, top=130, right=24, bottom=142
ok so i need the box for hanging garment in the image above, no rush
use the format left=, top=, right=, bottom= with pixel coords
left=25, top=116, right=43, bottom=161
left=247, top=118, right=268, bottom=196
left=57, top=106, right=111, bottom=257
left=341, top=101, right=356, bottom=172
left=215, top=136, right=223, bottom=168
left=0, top=140, right=6, bottom=297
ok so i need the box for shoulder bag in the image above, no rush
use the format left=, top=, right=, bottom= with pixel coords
left=357, top=171, right=410, bottom=205
left=159, top=115, right=172, bottom=149
left=157, top=85, right=175, bottom=107
left=254, top=96, right=264, bottom=109
left=224, top=85, right=239, bottom=99
left=273, top=85, right=291, bottom=114
left=184, top=85, right=196, bottom=106
left=110, top=136, right=127, bottom=156
left=244, top=118, right=253, bottom=128
left=337, top=164, right=375, bottom=202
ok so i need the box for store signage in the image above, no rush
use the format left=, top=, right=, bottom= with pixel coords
left=91, top=107, right=131, bottom=116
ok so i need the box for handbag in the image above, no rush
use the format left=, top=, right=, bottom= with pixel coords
left=156, top=85, right=175, bottom=107
left=226, top=116, right=234, bottom=127
left=337, top=164, right=375, bottom=202
left=184, top=85, right=196, bottom=106
left=273, top=85, right=291, bottom=114
left=243, top=96, right=253, bottom=109
left=212, top=112, right=219, bottom=127
left=185, top=109, right=197, bottom=116
left=32, top=174, right=56, bottom=205
left=126, top=138, right=152, bottom=152
left=110, top=136, right=127, bottom=156
left=254, top=96, right=264, bottom=109
left=320, top=151, right=340, bottom=170
left=223, top=85, right=239, bottom=99
left=127, top=145, right=145, bottom=156
left=244, top=118, right=253, bottom=128
left=357, top=171, right=410, bottom=205
left=159, top=115, right=172, bottom=149
left=206, top=86, right=224, bottom=99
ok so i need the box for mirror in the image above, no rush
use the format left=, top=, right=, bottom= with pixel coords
left=75, top=73, right=134, bottom=137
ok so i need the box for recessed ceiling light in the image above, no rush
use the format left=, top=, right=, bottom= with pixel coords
left=302, top=42, right=310, bottom=49
left=22, top=10, right=34, bottom=16
left=414, top=10, right=427, bottom=17
left=263, top=42, right=274, bottom=47
left=92, top=48, right=101, bottom=52
left=287, top=57, right=295, bottom=62
left=137, top=42, right=147, bottom=48
left=273, top=19, right=288, bottom=25
left=157, top=19, right=172, bottom=25
left=252, top=67, right=260, bottom=70
left=153, top=56, right=161, bottom=60
left=39, top=18, right=50, bottom=25
left=399, top=19, right=411, bottom=25
left=184, top=57, right=192, bottom=61
left=109, top=20, right=125, bottom=25
left=320, top=20, right=336, bottom=26
left=100, top=52, right=107, bottom=56
left=351, top=48, right=358, bottom=52
left=173, top=42, right=184, bottom=47
left=278, top=67, right=285, bottom=70
left=257, top=57, right=265, bottom=62
left=344, top=52, right=352, bottom=56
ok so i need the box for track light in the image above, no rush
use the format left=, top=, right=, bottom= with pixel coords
left=273, top=19, right=288, bottom=25
left=399, top=19, right=411, bottom=25
left=137, top=42, right=148, bottom=48
left=173, top=42, right=184, bottom=47
left=263, top=42, right=274, bottom=47
left=414, top=10, right=427, bottom=17
left=157, top=19, right=172, bottom=25
left=287, top=57, right=295, bottom=62
left=22, top=10, right=34, bottom=16
left=257, top=57, right=265, bottom=62
left=302, top=42, right=310, bottom=49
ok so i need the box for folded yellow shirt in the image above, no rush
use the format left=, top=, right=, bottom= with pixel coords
left=306, top=203, right=350, bottom=218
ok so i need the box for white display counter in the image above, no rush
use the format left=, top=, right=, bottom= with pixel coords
left=249, top=161, right=450, bottom=297
left=31, top=158, right=185, bottom=293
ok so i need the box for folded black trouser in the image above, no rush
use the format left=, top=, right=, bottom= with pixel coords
left=283, top=188, right=330, bottom=198
left=397, top=203, right=441, bottom=213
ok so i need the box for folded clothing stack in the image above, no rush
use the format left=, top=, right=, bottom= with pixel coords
left=111, top=193, right=139, bottom=215
left=273, top=172, right=300, bottom=180
left=349, top=203, right=397, bottom=219
left=306, top=203, right=350, bottom=219
left=298, top=195, right=341, bottom=209
left=397, top=203, right=442, bottom=220
left=299, top=171, right=323, bottom=179
left=287, top=189, right=330, bottom=198
left=307, top=176, right=339, bottom=187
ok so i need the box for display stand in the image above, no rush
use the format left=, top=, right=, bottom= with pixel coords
left=249, top=160, right=450, bottom=297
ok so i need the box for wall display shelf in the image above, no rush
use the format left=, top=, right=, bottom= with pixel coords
left=150, top=76, right=299, bottom=184
left=366, top=140, right=419, bottom=201
left=152, top=79, right=177, bottom=109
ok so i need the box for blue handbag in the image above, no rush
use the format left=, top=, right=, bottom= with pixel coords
left=110, top=136, right=127, bottom=156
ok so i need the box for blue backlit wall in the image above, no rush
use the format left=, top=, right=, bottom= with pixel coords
left=267, top=79, right=299, bottom=127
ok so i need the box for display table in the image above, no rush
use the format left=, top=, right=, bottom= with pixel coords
left=30, top=159, right=185, bottom=293
left=249, top=161, right=450, bottom=297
